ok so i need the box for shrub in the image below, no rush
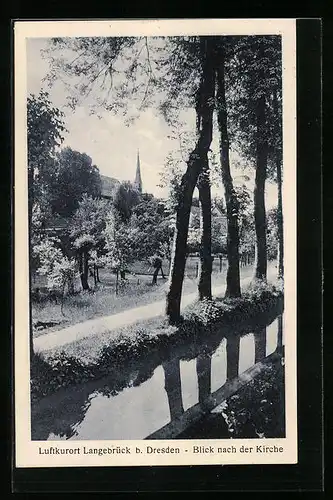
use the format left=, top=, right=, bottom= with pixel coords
left=31, top=350, right=95, bottom=400
left=32, top=238, right=78, bottom=296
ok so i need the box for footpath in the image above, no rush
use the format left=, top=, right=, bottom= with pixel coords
left=34, top=265, right=277, bottom=353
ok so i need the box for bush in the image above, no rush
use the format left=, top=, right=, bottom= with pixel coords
left=183, top=281, right=283, bottom=331
left=31, top=351, right=95, bottom=401
left=244, top=278, right=283, bottom=301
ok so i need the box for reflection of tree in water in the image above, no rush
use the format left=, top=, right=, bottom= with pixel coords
left=254, top=326, right=267, bottom=363
left=163, top=359, right=184, bottom=419
left=32, top=304, right=283, bottom=441
left=196, top=354, right=212, bottom=410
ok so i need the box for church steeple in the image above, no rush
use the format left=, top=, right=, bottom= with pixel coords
left=134, top=149, right=142, bottom=193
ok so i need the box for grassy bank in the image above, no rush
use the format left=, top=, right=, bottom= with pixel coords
left=31, top=280, right=283, bottom=403
left=32, top=273, right=168, bottom=337
left=32, top=262, right=264, bottom=336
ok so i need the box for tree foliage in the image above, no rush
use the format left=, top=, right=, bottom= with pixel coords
left=49, top=147, right=102, bottom=218
left=103, top=209, right=134, bottom=273
left=113, top=181, right=141, bottom=223
left=27, top=91, right=67, bottom=221
left=128, top=197, right=173, bottom=261
left=39, top=34, right=284, bottom=319
left=32, top=237, right=77, bottom=294
left=71, top=195, right=107, bottom=251
left=226, top=36, right=282, bottom=173
left=42, top=36, right=161, bottom=117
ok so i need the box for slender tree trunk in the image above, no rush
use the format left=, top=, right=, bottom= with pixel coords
left=166, top=161, right=202, bottom=323
left=197, top=162, right=212, bottom=300
left=96, top=266, right=100, bottom=283
left=216, top=43, right=241, bottom=298
left=60, top=279, right=66, bottom=316
left=93, top=264, right=98, bottom=287
left=276, top=149, right=284, bottom=278
left=254, top=95, right=268, bottom=281
left=78, top=252, right=83, bottom=275
left=80, top=250, right=90, bottom=290
left=166, top=37, right=216, bottom=324
left=272, top=90, right=284, bottom=279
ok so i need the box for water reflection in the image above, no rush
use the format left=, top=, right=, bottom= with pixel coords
left=180, top=359, right=199, bottom=412
left=68, top=366, right=170, bottom=440
left=266, top=319, right=278, bottom=356
left=32, top=306, right=284, bottom=441
left=210, top=339, right=227, bottom=392
left=239, top=333, right=255, bottom=374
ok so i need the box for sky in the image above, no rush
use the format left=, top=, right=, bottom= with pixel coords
left=26, top=37, right=278, bottom=208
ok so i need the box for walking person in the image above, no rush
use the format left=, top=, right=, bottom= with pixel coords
left=151, top=252, right=166, bottom=284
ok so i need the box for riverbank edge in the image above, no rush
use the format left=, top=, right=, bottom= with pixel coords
left=31, top=281, right=284, bottom=403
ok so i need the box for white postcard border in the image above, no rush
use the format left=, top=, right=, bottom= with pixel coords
left=14, top=18, right=297, bottom=468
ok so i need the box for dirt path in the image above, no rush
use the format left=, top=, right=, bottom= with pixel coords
left=34, top=265, right=278, bottom=353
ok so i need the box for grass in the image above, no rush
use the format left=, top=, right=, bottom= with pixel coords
left=32, top=260, right=264, bottom=337
left=31, top=282, right=283, bottom=402
left=43, top=315, right=169, bottom=365
left=32, top=272, right=169, bottom=337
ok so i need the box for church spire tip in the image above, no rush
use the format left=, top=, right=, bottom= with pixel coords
left=134, top=150, right=142, bottom=193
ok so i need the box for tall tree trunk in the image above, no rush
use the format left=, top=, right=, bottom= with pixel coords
left=216, top=42, right=241, bottom=298
left=276, top=149, right=284, bottom=278
left=165, top=154, right=204, bottom=323
left=166, top=37, right=216, bottom=324
left=272, top=90, right=284, bottom=279
left=78, top=251, right=83, bottom=275
left=254, top=95, right=268, bottom=281
left=197, top=160, right=212, bottom=300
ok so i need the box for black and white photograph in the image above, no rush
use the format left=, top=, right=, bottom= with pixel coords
left=14, top=19, right=297, bottom=467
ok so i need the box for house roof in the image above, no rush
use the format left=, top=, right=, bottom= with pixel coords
left=100, top=174, right=120, bottom=199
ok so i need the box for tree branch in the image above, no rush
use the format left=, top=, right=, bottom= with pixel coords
left=145, top=37, right=155, bottom=78
left=138, top=37, right=156, bottom=110
left=68, top=47, right=92, bottom=68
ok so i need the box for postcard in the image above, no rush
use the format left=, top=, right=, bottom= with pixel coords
left=14, top=18, right=297, bottom=468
